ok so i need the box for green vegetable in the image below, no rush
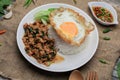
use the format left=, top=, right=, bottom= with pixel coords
left=0, top=6, right=4, bottom=13
left=48, top=8, right=56, bottom=12
left=35, top=29, right=39, bottom=34
left=117, top=62, right=120, bottom=79
left=28, top=27, right=33, bottom=32
left=73, top=0, right=77, bottom=4
left=46, top=61, right=53, bottom=66
left=34, top=10, right=50, bottom=22
left=23, top=0, right=32, bottom=8
left=97, top=13, right=103, bottom=17
left=41, top=31, right=44, bottom=37
left=103, top=37, right=110, bottom=40
left=99, top=59, right=108, bottom=64
left=0, top=0, right=12, bottom=17
left=103, top=28, right=112, bottom=33
left=41, top=18, right=47, bottom=25
left=0, top=43, right=2, bottom=46
left=107, top=13, right=111, bottom=17
left=0, top=12, right=4, bottom=17
left=34, top=8, right=56, bottom=25
left=107, top=17, right=112, bottom=22
left=0, top=0, right=12, bottom=6
left=101, top=8, right=105, bottom=12
left=32, top=34, right=36, bottom=38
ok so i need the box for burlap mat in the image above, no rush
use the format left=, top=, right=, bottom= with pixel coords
left=0, top=0, right=120, bottom=80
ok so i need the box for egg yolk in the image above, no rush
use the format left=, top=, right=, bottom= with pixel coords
left=60, top=22, right=78, bottom=38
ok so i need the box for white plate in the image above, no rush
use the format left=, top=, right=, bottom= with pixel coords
left=17, top=3, right=99, bottom=72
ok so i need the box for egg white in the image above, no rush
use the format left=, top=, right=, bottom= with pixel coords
left=53, top=10, right=85, bottom=43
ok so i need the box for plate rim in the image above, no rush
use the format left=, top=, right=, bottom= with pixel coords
left=16, top=3, right=99, bottom=72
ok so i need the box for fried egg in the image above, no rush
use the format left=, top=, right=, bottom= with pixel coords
left=49, top=7, right=94, bottom=46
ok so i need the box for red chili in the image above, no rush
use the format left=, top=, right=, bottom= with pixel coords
left=0, top=30, right=6, bottom=35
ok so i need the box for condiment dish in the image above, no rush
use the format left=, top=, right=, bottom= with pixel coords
left=88, top=1, right=118, bottom=25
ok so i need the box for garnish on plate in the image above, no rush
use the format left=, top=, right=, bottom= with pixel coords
left=34, top=8, right=56, bottom=25
left=92, top=6, right=113, bottom=23
left=103, top=28, right=112, bottom=33
left=99, top=59, right=108, bottom=64
left=103, top=36, right=110, bottom=40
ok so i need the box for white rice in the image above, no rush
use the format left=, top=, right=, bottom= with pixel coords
left=48, top=27, right=89, bottom=55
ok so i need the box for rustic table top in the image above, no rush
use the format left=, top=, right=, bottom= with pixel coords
left=0, top=0, right=120, bottom=80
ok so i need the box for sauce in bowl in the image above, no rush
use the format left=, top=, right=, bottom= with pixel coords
left=92, top=6, right=113, bottom=23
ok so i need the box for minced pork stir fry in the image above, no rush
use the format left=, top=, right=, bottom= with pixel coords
left=22, top=21, right=57, bottom=66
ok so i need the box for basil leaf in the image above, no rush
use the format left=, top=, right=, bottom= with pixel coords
left=0, top=0, right=12, bottom=16
left=1, top=0, right=12, bottom=5
left=0, top=13, right=4, bottom=17
left=0, top=3, right=3, bottom=7
left=28, top=27, right=33, bottom=32
left=0, top=6, right=4, bottom=14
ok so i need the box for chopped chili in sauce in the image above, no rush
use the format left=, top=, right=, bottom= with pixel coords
left=92, top=6, right=113, bottom=23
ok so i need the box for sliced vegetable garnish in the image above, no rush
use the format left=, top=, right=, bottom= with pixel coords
left=41, top=18, right=48, bottom=25
left=34, top=8, right=56, bottom=25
